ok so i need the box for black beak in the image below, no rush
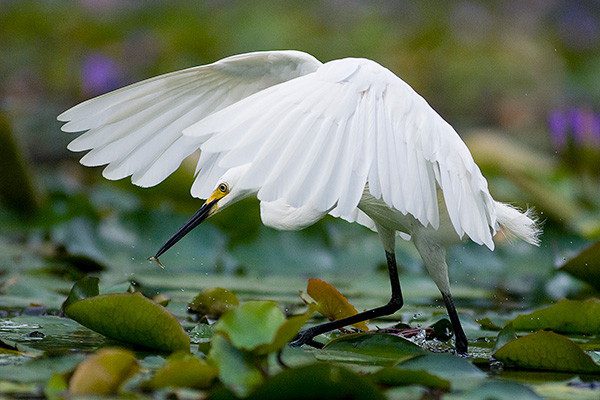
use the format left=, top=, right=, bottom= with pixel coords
left=152, top=199, right=218, bottom=261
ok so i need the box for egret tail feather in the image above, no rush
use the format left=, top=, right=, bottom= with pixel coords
left=495, top=202, right=541, bottom=246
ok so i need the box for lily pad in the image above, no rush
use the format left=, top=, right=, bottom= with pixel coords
left=254, top=307, right=315, bottom=355
left=510, top=299, right=600, bottom=335
left=246, top=363, right=386, bottom=400
left=494, top=331, right=600, bottom=374
left=398, top=353, right=485, bottom=390
left=215, top=301, right=285, bottom=351
left=208, top=335, right=263, bottom=397
left=305, top=278, right=369, bottom=331
left=63, top=279, right=189, bottom=353
left=320, top=332, right=426, bottom=365
left=69, top=348, right=139, bottom=396
left=370, top=367, right=450, bottom=390
left=446, top=380, right=542, bottom=400
left=559, top=241, right=600, bottom=290
left=145, top=352, right=218, bottom=390
left=188, top=287, right=239, bottom=319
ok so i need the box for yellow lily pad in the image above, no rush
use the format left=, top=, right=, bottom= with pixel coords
left=305, top=278, right=368, bottom=331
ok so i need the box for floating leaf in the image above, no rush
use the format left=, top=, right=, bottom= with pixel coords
left=246, top=363, right=386, bottom=400
left=145, top=352, right=217, bottom=390
left=215, top=301, right=285, bottom=351
left=69, top=348, right=139, bottom=396
left=61, top=276, right=99, bottom=310
left=559, top=241, right=600, bottom=290
left=188, top=287, right=239, bottom=319
left=208, top=335, right=263, bottom=397
left=370, top=368, right=450, bottom=390
left=255, top=306, right=315, bottom=355
left=44, top=373, right=69, bottom=400
left=63, top=280, right=189, bottom=353
left=494, top=331, right=600, bottom=373
left=510, top=299, right=600, bottom=335
left=398, top=353, right=485, bottom=391
left=456, top=380, right=542, bottom=400
left=321, top=332, right=426, bottom=365
left=305, top=278, right=368, bottom=331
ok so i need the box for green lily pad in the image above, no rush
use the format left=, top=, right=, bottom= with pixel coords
left=320, top=332, right=426, bottom=365
left=398, top=353, right=485, bottom=390
left=446, top=380, right=542, bottom=400
left=69, top=348, right=139, bottom=396
left=370, top=367, right=450, bottom=390
left=510, top=299, right=600, bottom=335
left=208, top=335, right=263, bottom=397
left=559, top=241, right=600, bottom=290
left=254, top=307, right=315, bottom=355
left=188, top=287, right=239, bottom=319
left=494, top=331, right=600, bottom=374
left=62, top=276, right=99, bottom=310
left=63, top=280, right=189, bottom=353
left=214, top=301, right=285, bottom=351
left=145, top=352, right=218, bottom=390
left=246, top=363, right=386, bottom=400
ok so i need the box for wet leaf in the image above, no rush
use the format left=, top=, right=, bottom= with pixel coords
left=69, top=348, right=139, bottom=396
left=449, top=380, right=542, bottom=400
left=254, top=306, right=315, bottom=354
left=246, top=363, right=386, bottom=400
left=370, top=367, right=450, bottom=390
left=494, top=331, right=600, bottom=373
left=398, top=353, right=485, bottom=391
left=44, top=373, right=69, bottom=400
left=320, top=332, right=426, bottom=365
left=145, top=352, right=218, bottom=390
left=208, top=335, right=263, bottom=397
left=63, top=282, right=189, bottom=353
left=0, top=354, right=85, bottom=383
left=188, top=287, right=239, bottom=319
left=559, top=241, right=600, bottom=290
left=61, top=276, right=99, bottom=310
left=215, top=301, right=285, bottom=351
left=305, top=278, right=368, bottom=331
left=510, top=298, right=600, bottom=335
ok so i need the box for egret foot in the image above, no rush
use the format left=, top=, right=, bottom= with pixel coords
left=442, top=292, right=468, bottom=355
left=289, top=251, right=403, bottom=347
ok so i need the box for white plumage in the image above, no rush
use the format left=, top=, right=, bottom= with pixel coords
left=59, top=50, right=540, bottom=353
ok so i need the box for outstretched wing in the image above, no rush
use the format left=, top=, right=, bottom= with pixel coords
left=59, top=50, right=322, bottom=187
left=185, top=58, right=497, bottom=249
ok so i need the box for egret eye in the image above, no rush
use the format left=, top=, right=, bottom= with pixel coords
left=218, top=183, right=229, bottom=193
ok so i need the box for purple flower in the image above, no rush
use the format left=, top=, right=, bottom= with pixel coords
left=81, top=53, right=123, bottom=96
left=548, top=109, right=569, bottom=149
left=549, top=107, right=600, bottom=150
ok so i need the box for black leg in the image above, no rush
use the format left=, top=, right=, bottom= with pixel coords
left=441, top=292, right=468, bottom=355
left=290, top=251, right=404, bottom=347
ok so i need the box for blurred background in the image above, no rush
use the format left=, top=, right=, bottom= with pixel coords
left=0, top=0, right=599, bottom=311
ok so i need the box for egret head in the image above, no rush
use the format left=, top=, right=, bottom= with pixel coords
left=152, top=165, right=251, bottom=260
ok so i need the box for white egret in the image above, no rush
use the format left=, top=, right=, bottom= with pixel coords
left=58, top=50, right=540, bottom=354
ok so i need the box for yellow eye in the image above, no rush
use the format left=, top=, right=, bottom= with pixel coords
left=218, top=183, right=228, bottom=193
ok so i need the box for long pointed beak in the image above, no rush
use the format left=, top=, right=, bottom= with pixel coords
left=152, top=199, right=218, bottom=261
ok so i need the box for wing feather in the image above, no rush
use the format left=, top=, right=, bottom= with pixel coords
left=60, top=50, right=323, bottom=189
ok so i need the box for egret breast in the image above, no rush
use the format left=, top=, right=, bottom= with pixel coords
left=260, top=199, right=327, bottom=231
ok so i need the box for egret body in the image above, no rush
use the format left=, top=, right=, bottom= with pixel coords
left=59, top=51, right=540, bottom=354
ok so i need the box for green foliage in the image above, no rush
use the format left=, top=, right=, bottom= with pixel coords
left=322, top=332, right=426, bottom=365
left=559, top=241, right=600, bottom=290
left=188, top=287, right=240, bottom=319
left=63, top=279, right=190, bottom=353
left=145, top=352, right=218, bottom=390
left=247, top=363, right=386, bottom=400
left=494, top=331, right=600, bottom=374
left=510, top=298, right=600, bottom=335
